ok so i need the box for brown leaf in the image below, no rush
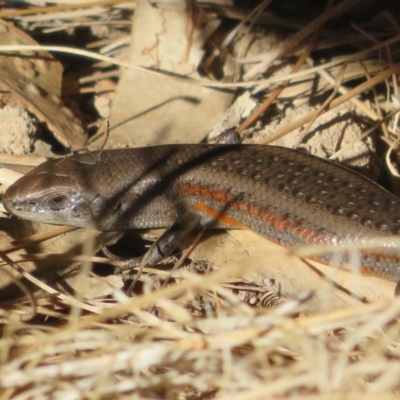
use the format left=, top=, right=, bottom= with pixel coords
left=0, top=18, right=86, bottom=150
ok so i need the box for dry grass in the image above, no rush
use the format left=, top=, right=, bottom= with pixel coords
left=1, top=264, right=400, bottom=398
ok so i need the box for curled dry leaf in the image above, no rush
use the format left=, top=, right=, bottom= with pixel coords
left=0, top=18, right=86, bottom=150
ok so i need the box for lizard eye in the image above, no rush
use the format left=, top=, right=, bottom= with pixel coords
left=45, top=194, right=69, bottom=210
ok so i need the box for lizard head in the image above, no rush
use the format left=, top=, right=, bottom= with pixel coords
left=3, top=156, right=101, bottom=228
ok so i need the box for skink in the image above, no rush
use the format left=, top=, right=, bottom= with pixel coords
left=3, top=144, right=400, bottom=282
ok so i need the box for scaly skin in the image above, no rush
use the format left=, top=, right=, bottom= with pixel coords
left=3, top=144, right=400, bottom=281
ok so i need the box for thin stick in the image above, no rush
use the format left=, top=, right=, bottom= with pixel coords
left=262, top=63, right=400, bottom=144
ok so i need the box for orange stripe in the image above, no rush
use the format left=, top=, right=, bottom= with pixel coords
left=178, top=183, right=322, bottom=242
left=178, top=183, right=398, bottom=279
left=190, top=202, right=245, bottom=227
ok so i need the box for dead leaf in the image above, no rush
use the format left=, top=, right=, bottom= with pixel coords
left=0, top=18, right=86, bottom=150
left=106, top=0, right=234, bottom=148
